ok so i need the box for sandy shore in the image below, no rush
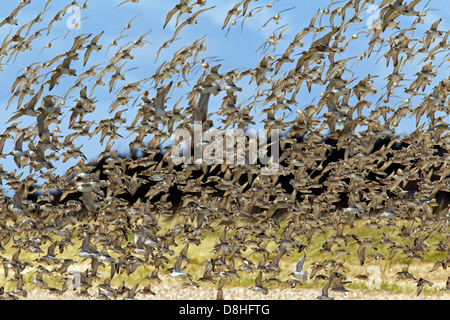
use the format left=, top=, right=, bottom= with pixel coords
left=22, top=285, right=450, bottom=300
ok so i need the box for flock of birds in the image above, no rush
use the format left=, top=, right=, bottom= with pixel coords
left=0, top=0, right=450, bottom=300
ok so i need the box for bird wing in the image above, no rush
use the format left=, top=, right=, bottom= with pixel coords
left=13, top=184, right=24, bottom=209
left=164, top=6, right=180, bottom=29
left=357, top=244, right=367, bottom=266
left=222, top=1, right=243, bottom=30
left=196, top=92, right=211, bottom=122
left=255, top=271, right=263, bottom=286
left=155, top=81, right=173, bottom=114
left=14, top=133, right=25, bottom=151
left=174, top=255, right=183, bottom=272
left=218, top=277, right=228, bottom=290
left=47, top=241, right=57, bottom=256
left=296, top=255, right=306, bottom=272
left=192, top=6, right=216, bottom=20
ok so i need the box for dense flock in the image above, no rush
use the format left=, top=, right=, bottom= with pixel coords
left=0, top=0, right=450, bottom=300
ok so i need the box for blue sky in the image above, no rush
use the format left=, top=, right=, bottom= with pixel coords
left=0, top=0, right=449, bottom=195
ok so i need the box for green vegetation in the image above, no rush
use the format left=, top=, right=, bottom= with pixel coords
left=1, top=212, right=448, bottom=298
